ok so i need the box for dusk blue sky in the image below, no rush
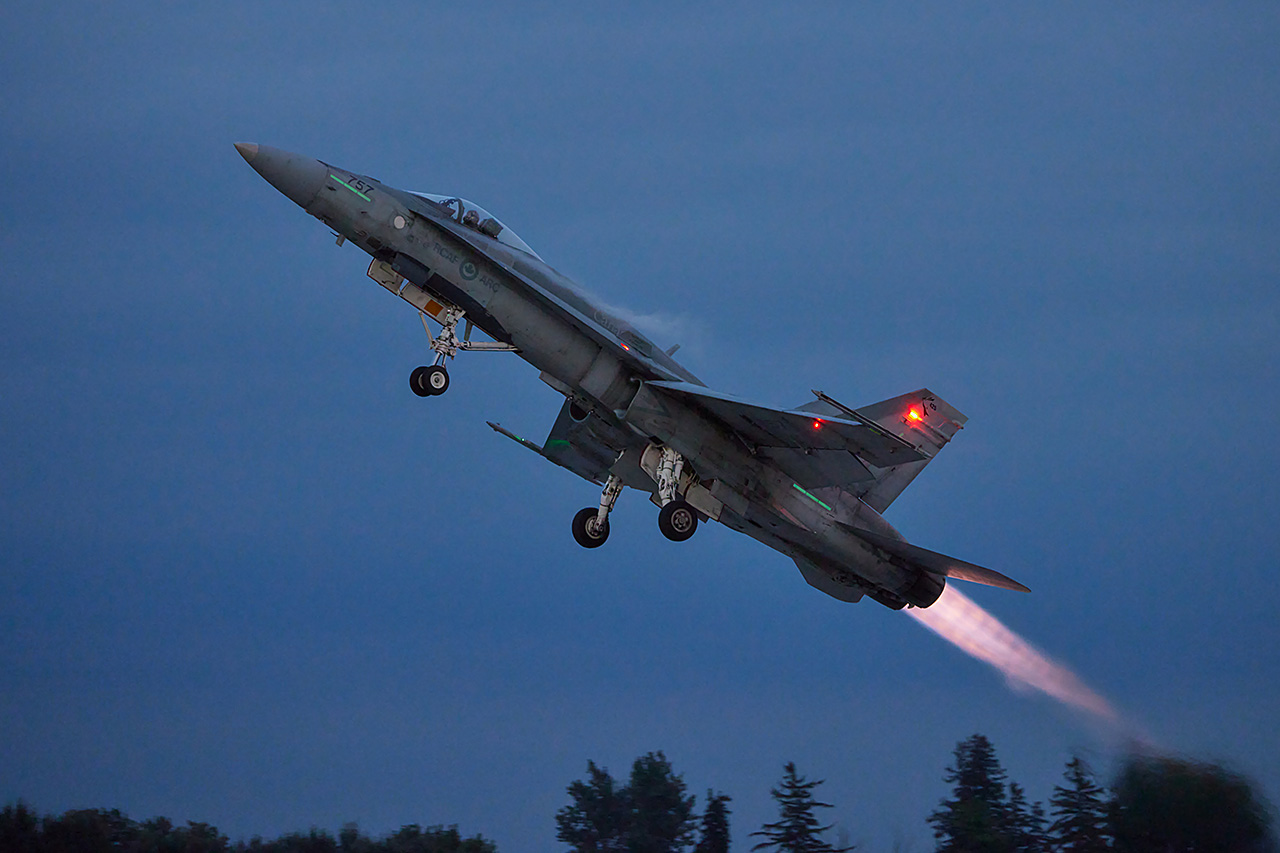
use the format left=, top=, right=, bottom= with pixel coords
left=3, top=4, right=1278, bottom=851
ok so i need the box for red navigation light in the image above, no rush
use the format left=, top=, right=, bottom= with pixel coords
left=907, top=407, right=923, bottom=422
left=812, top=419, right=823, bottom=430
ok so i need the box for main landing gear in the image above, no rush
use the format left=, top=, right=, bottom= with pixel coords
left=658, top=500, right=698, bottom=542
left=654, top=446, right=698, bottom=542
left=409, top=305, right=517, bottom=398
left=570, top=447, right=699, bottom=549
left=572, top=474, right=623, bottom=548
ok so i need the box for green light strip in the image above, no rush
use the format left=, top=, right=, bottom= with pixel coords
left=331, top=174, right=371, bottom=201
left=792, top=483, right=833, bottom=511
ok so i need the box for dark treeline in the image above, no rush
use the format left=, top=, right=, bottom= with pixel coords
left=0, top=806, right=494, bottom=853
left=556, top=741, right=1276, bottom=853
left=5, top=736, right=1277, bottom=853
left=926, top=735, right=1276, bottom=853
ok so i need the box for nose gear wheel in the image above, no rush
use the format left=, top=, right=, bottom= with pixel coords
left=408, top=306, right=518, bottom=399
left=410, top=364, right=450, bottom=397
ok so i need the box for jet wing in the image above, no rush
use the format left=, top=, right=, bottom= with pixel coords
left=489, top=400, right=626, bottom=485
left=483, top=397, right=614, bottom=479
left=540, top=400, right=627, bottom=484
left=644, top=381, right=927, bottom=472
left=844, top=526, right=1031, bottom=593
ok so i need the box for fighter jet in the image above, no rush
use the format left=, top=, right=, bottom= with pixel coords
left=236, top=143, right=1028, bottom=609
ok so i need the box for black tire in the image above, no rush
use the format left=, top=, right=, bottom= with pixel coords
left=658, top=499, right=698, bottom=542
left=409, top=366, right=432, bottom=397
left=572, top=507, right=610, bottom=548
left=424, top=365, right=450, bottom=395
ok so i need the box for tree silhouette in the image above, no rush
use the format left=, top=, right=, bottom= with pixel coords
left=929, top=734, right=1013, bottom=853
left=557, top=761, right=630, bottom=853
left=556, top=752, right=697, bottom=853
left=380, top=823, right=496, bottom=853
left=1110, top=754, right=1277, bottom=853
left=1004, top=782, right=1048, bottom=853
left=1047, top=757, right=1109, bottom=852
left=0, top=802, right=41, bottom=853
left=0, top=803, right=494, bottom=853
left=751, top=762, right=852, bottom=853
left=626, top=752, right=697, bottom=853
left=694, top=791, right=732, bottom=853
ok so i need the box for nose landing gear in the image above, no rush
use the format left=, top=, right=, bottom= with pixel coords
left=409, top=364, right=450, bottom=397
left=408, top=305, right=518, bottom=398
left=409, top=306, right=463, bottom=397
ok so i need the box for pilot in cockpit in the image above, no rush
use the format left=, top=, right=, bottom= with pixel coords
left=462, top=209, right=480, bottom=228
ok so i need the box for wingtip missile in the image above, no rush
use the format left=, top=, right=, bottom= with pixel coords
left=487, top=421, right=545, bottom=454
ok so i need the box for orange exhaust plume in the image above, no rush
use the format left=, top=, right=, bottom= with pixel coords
left=907, top=586, right=1121, bottom=726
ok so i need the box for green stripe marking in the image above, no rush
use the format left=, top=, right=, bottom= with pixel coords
left=792, top=483, right=833, bottom=511
left=331, top=174, right=371, bottom=202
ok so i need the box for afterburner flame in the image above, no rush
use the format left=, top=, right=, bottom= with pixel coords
left=907, top=585, right=1120, bottom=725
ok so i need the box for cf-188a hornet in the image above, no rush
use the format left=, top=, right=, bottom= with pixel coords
left=236, top=143, right=1028, bottom=609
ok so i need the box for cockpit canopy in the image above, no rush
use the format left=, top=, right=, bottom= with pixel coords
left=412, top=193, right=541, bottom=260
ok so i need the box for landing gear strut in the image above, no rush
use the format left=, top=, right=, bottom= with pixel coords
left=409, top=307, right=463, bottom=397
left=573, top=474, right=623, bottom=549
left=654, top=446, right=698, bottom=542
left=409, top=305, right=518, bottom=398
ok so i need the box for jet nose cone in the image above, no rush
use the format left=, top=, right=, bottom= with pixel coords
left=235, top=143, right=327, bottom=210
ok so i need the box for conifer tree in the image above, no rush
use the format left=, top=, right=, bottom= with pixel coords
left=929, top=734, right=1012, bottom=853
left=1047, top=757, right=1110, bottom=853
left=694, top=792, right=732, bottom=853
left=1004, top=782, right=1048, bottom=853
left=751, top=762, right=852, bottom=853
left=626, top=752, right=697, bottom=853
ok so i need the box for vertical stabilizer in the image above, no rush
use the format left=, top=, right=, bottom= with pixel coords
left=860, top=389, right=965, bottom=511
left=800, top=389, right=966, bottom=512
left=858, top=389, right=966, bottom=452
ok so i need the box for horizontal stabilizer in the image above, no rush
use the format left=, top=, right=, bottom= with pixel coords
left=845, top=526, right=1030, bottom=593
left=644, top=381, right=926, bottom=468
